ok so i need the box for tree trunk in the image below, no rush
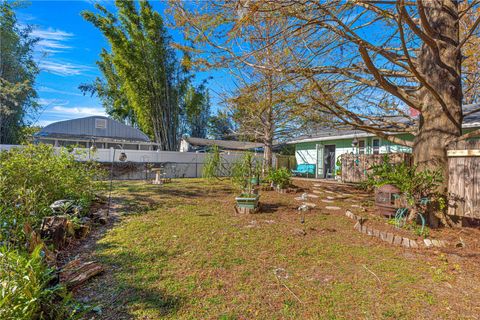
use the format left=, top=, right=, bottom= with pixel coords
left=414, top=0, right=462, bottom=226
left=263, top=138, right=273, bottom=171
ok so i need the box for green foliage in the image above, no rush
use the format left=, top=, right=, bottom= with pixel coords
left=208, top=110, right=235, bottom=140
left=202, top=145, right=222, bottom=180
left=0, top=246, right=72, bottom=320
left=267, top=168, right=292, bottom=189
left=0, top=144, right=104, bottom=246
left=335, top=158, right=342, bottom=175
left=184, top=83, right=210, bottom=139
left=231, top=152, right=261, bottom=194
left=0, top=2, right=39, bottom=144
left=363, top=155, right=443, bottom=207
left=82, top=1, right=187, bottom=150
left=387, top=219, right=430, bottom=238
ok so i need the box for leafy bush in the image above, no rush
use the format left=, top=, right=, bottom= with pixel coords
left=231, top=152, right=261, bottom=195
left=267, top=168, right=292, bottom=189
left=0, top=144, right=104, bottom=246
left=363, top=156, right=443, bottom=207
left=0, top=246, right=68, bottom=320
left=202, top=145, right=222, bottom=180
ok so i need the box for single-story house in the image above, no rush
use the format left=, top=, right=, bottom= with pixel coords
left=288, top=105, right=480, bottom=179
left=35, top=116, right=158, bottom=150
left=180, top=136, right=263, bottom=153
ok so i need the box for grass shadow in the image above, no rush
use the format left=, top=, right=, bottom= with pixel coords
left=80, top=242, right=184, bottom=318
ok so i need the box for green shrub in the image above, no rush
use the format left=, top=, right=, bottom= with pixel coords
left=267, top=168, right=292, bottom=189
left=202, top=145, right=222, bottom=180
left=0, top=246, right=69, bottom=320
left=231, top=152, right=261, bottom=195
left=0, top=144, right=104, bottom=246
left=363, top=155, right=443, bottom=207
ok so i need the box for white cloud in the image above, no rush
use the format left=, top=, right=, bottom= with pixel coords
left=31, top=28, right=74, bottom=53
left=38, top=86, right=83, bottom=97
left=38, top=60, right=93, bottom=76
left=48, top=106, right=107, bottom=117
left=38, top=98, right=69, bottom=106
left=34, top=106, right=107, bottom=127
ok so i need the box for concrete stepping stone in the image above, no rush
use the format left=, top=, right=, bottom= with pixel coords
left=325, top=190, right=335, bottom=194
left=325, top=206, right=341, bottom=210
left=312, top=190, right=322, bottom=194
left=351, top=204, right=363, bottom=208
left=307, top=194, right=319, bottom=198
left=423, top=239, right=433, bottom=247
left=321, top=199, right=334, bottom=203
left=313, top=184, right=322, bottom=187
left=326, top=196, right=335, bottom=200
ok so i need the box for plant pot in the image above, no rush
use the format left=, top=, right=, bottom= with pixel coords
left=235, top=194, right=260, bottom=214
left=250, top=177, right=260, bottom=185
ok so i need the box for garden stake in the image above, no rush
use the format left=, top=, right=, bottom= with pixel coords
left=108, top=145, right=127, bottom=216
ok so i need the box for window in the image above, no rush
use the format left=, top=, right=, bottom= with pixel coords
left=358, top=140, right=366, bottom=154
left=95, top=118, right=107, bottom=129
left=372, top=139, right=380, bottom=155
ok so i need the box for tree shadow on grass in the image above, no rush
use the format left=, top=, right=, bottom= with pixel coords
left=79, top=242, right=184, bottom=319
left=260, top=203, right=281, bottom=213
left=112, top=183, right=235, bottom=215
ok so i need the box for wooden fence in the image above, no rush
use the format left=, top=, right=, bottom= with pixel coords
left=274, top=155, right=297, bottom=171
left=340, top=153, right=413, bottom=183
left=447, top=140, right=480, bottom=219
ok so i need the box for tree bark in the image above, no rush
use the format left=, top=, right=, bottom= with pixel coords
left=263, top=137, right=273, bottom=170
left=413, top=0, right=463, bottom=225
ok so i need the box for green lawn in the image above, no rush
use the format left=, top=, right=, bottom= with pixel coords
left=76, top=179, right=480, bottom=319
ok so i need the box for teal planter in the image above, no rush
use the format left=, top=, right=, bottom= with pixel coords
left=235, top=194, right=260, bottom=210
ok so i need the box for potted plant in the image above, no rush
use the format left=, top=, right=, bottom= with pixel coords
left=267, top=168, right=292, bottom=193
left=335, top=158, right=342, bottom=181
left=232, top=152, right=261, bottom=213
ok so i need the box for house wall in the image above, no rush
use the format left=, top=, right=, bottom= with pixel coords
left=294, top=134, right=414, bottom=176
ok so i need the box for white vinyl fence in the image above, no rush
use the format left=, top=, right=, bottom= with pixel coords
left=0, top=145, right=261, bottom=179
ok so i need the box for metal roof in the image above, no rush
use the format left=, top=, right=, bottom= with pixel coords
left=289, top=104, right=480, bottom=144
left=36, top=116, right=150, bottom=142
left=184, top=137, right=263, bottom=150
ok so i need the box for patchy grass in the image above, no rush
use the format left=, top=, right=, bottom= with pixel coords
left=76, top=179, right=480, bottom=319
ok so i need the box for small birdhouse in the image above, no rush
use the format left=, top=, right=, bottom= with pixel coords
left=375, top=184, right=400, bottom=217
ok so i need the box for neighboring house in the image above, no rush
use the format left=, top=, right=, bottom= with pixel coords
left=34, top=116, right=158, bottom=150
left=180, top=136, right=263, bottom=153
left=288, top=104, right=480, bottom=179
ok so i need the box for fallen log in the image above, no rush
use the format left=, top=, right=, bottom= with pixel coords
left=60, top=259, right=104, bottom=290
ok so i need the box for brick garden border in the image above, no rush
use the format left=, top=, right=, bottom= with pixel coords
left=344, top=210, right=449, bottom=249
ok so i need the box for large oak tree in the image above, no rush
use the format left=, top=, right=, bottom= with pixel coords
left=171, top=0, right=480, bottom=224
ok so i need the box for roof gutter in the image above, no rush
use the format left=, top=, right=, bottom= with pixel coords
left=287, top=132, right=376, bottom=144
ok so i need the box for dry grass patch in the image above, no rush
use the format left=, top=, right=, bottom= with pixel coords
left=75, top=179, right=480, bottom=319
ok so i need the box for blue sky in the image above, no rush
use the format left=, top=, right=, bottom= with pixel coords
left=16, top=0, right=229, bottom=127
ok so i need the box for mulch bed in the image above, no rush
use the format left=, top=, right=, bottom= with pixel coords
left=295, top=179, right=480, bottom=256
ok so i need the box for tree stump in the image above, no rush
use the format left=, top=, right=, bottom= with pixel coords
left=40, top=216, right=70, bottom=249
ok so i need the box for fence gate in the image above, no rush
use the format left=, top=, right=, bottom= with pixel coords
left=447, top=140, right=480, bottom=218
left=274, top=155, right=297, bottom=171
